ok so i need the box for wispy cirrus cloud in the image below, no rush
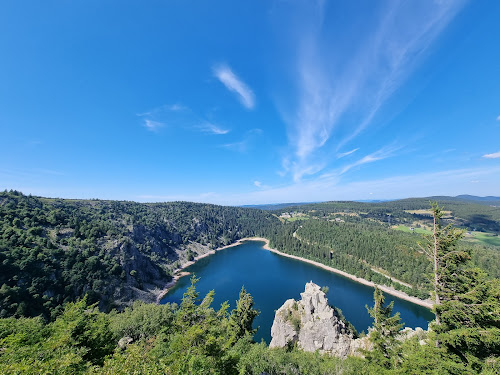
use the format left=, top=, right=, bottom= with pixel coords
left=137, top=103, right=187, bottom=132
left=337, top=148, right=359, bottom=159
left=318, top=146, right=398, bottom=181
left=253, top=180, right=271, bottom=189
left=483, top=151, right=500, bottom=159
left=197, top=122, right=230, bottom=135
left=213, top=64, right=255, bottom=109
left=339, top=147, right=398, bottom=175
left=143, top=119, right=164, bottom=132
left=279, top=0, right=467, bottom=182
left=137, top=103, right=186, bottom=117
left=220, top=128, right=262, bottom=153
left=138, top=103, right=231, bottom=135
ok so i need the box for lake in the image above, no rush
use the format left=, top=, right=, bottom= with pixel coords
left=161, top=240, right=434, bottom=343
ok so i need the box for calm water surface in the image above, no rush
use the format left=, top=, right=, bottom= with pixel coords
left=161, top=240, right=434, bottom=343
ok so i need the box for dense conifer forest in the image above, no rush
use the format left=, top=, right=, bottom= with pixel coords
left=1, top=190, right=499, bottom=373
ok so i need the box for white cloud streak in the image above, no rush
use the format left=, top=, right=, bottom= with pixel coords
left=139, top=104, right=231, bottom=136
left=221, top=140, right=248, bottom=153
left=483, top=151, right=500, bottom=159
left=198, top=123, right=230, bottom=135
left=220, top=128, right=263, bottom=153
left=143, top=119, right=164, bottom=131
left=337, top=148, right=359, bottom=159
left=213, top=64, right=255, bottom=109
left=253, top=180, right=271, bottom=189
left=281, top=0, right=467, bottom=181
left=339, top=147, right=396, bottom=175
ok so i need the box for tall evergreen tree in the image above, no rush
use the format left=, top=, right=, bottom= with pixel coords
left=420, top=202, right=466, bottom=327
left=421, top=203, right=500, bottom=372
left=227, top=286, right=259, bottom=346
left=365, top=286, right=404, bottom=368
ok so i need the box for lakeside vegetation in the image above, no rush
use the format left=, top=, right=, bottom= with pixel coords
left=0, top=190, right=499, bottom=373
left=1, top=206, right=498, bottom=373
left=0, top=190, right=274, bottom=319
left=1, top=190, right=499, bottom=318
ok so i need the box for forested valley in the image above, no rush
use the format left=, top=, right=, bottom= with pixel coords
left=0, top=190, right=499, bottom=373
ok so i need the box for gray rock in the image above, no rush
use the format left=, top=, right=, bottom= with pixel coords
left=269, top=281, right=354, bottom=358
left=269, top=281, right=429, bottom=358
left=118, top=336, right=134, bottom=349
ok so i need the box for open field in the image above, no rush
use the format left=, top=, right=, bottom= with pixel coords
left=286, top=216, right=310, bottom=222
left=405, top=209, right=452, bottom=217
left=465, top=232, right=500, bottom=247
left=393, top=225, right=432, bottom=235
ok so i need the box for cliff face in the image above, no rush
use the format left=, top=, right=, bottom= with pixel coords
left=269, top=282, right=429, bottom=358
left=269, top=282, right=358, bottom=358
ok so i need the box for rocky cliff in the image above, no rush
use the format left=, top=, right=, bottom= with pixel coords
left=269, top=281, right=428, bottom=358
left=269, top=281, right=361, bottom=358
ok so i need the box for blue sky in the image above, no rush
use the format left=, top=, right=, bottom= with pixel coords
left=1, top=0, right=499, bottom=205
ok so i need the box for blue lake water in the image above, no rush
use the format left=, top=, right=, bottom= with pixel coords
left=161, top=240, right=434, bottom=343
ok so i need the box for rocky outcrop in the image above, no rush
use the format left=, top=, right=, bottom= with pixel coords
left=269, top=282, right=428, bottom=358
left=269, top=281, right=355, bottom=358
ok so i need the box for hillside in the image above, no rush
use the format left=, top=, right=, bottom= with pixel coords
left=264, top=198, right=500, bottom=295
left=1, top=191, right=499, bottom=373
left=1, top=190, right=499, bottom=320
left=0, top=190, right=275, bottom=319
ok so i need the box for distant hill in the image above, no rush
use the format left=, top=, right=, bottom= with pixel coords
left=454, top=195, right=500, bottom=204
left=265, top=196, right=500, bottom=234
left=242, top=202, right=316, bottom=210
left=354, top=199, right=393, bottom=203
left=420, top=195, right=500, bottom=205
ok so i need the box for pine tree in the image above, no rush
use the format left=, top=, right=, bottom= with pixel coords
left=419, top=202, right=467, bottom=327
left=365, top=286, right=404, bottom=368
left=227, top=286, right=259, bottom=346
left=421, top=203, right=500, bottom=372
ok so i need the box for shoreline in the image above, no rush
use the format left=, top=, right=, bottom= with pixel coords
left=156, top=237, right=433, bottom=309
left=255, top=237, right=433, bottom=309
left=154, top=238, right=252, bottom=303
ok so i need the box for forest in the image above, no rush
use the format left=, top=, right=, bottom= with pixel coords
left=0, top=190, right=499, bottom=373
left=0, top=190, right=274, bottom=319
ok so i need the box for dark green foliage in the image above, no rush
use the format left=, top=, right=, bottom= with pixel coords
left=365, top=287, right=404, bottom=368
left=2, top=190, right=498, bottom=321
left=386, top=197, right=500, bottom=234
left=262, top=219, right=433, bottom=297
left=51, top=297, right=115, bottom=366
left=109, top=300, right=176, bottom=341
left=261, top=198, right=500, bottom=299
left=420, top=203, right=500, bottom=373
left=227, top=286, right=259, bottom=345
left=0, top=191, right=275, bottom=319
left=433, top=266, right=500, bottom=371
left=237, top=343, right=345, bottom=375
left=0, top=275, right=498, bottom=374
left=0, top=297, right=114, bottom=373
left=0, top=191, right=499, bottom=373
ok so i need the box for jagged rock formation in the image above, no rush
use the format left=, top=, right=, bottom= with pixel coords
left=269, top=282, right=429, bottom=358
left=270, top=281, right=356, bottom=358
